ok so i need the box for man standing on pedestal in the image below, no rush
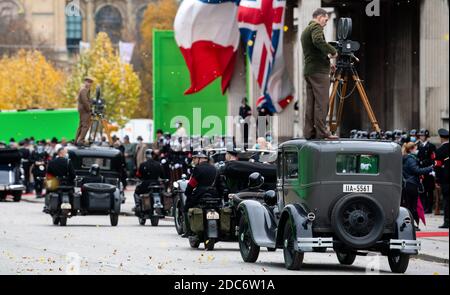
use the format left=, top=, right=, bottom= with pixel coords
left=301, top=8, right=338, bottom=140
left=75, top=77, right=94, bottom=145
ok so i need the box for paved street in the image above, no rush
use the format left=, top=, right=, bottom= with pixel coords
left=0, top=190, right=448, bottom=275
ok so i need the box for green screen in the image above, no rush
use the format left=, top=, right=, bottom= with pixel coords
left=0, top=109, right=79, bottom=142
left=153, top=30, right=228, bottom=137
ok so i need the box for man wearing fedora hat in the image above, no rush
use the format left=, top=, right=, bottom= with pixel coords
left=75, top=77, right=94, bottom=145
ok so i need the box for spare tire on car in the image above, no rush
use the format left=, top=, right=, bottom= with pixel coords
left=331, top=194, right=385, bottom=249
left=82, top=183, right=117, bottom=194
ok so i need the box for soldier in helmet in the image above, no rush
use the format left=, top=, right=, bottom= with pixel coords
left=182, top=152, right=218, bottom=237
left=417, top=128, right=437, bottom=213
left=241, top=172, right=265, bottom=193
left=134, top=149, right=165, bottom=209
left=409, top=129, right=418, bottom=143
left=384, top=131, right=393, bottom=141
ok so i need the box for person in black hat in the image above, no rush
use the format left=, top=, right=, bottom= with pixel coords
left=182, top=152, right=218, bottom=237
left=435, top=128, right=449, bottom=228
left=417, top=128, right=437, bottom=213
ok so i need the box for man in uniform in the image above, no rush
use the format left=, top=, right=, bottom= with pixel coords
left=46, top=147, right=76, bottom=186
left=435, top=129, right=449, bottom=228
left=216, top=149, right=240, bottom=201
left=417, top=129, right=437, bottom=213
left=301, top=8, right=338, bottom=140
left=75, top=77, right=94, bottom=145
left=182, top=152, right=218, bottom=237
left=134, top=149, right=165, bottom=210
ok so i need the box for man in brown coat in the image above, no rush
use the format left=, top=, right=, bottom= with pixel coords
left=75, top=77, right=94, bottom=145
left=301, top=8, right=338, bottom=140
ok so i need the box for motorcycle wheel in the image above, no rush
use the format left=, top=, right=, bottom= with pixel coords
left=110, top=214, right=119, bottom=227
left=59, top=217, right=67, bottom=227
left=139, top=218, right=146, bottom=226
left=150, top=217, right=159, bottom=226
left=174, top=198, right=184, bottom=235
left=205, top=239, right=216, bottom=251
left=52, top=215, right=60, bottom=226
left=189, top=236, right=200, bottom=249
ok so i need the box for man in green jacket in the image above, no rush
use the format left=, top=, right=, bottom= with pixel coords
left=301, top=8, right=338, bottom=140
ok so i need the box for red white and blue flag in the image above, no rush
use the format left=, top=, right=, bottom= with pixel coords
left=174, top=0, right=240, bottom=95
left=238, top=0, right=293, bottom=113
left=174, top=0, right=293, bottom=113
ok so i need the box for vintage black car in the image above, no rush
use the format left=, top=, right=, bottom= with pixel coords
left=45, top=147, right=124, bottom=226
left=0, top=149, right=25, bottom=202
left=237, top=139, right=421, bottom=273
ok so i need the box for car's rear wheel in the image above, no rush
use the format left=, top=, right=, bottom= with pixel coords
left=110, top=214, right=119, bottom=227
left=336, top=251, right=357, bottom=265
left=238, top=215, right=260, bottom=262
left=388, top=253, right=410, bottom=273
left=283, top=220, right=304, bottom=270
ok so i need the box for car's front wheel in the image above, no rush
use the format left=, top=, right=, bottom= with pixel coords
left=238, top=215, right=260, bottom=262
left=336, top=251, right=357, bottom=265
left=388, top=252, right=410, bottom=273
left=283, top=220, right=304, bottom=270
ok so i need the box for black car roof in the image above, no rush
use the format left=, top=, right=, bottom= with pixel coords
left=0, top=148, right=22, bottom=164
left=68, top=146, right=122, bottom=158
left=280, top=139, right=399, bottom=153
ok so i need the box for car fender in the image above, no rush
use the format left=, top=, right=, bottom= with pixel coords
left=276, top=204, right=313, bottom=251
left=394, top=206, right=418, bottom=255
left=238, top=200, right=276, bottom=248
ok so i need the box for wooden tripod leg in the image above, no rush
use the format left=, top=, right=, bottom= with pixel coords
left=335, top=75, right=348, bottom=132
left=328, top=73, right=342, bottom=133
left=101, top=119, right=113, bottom=145
left=352, top=74, right=381, bottom=133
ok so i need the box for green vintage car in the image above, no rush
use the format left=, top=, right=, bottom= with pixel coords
left=237, top=139, right=421, bottom=273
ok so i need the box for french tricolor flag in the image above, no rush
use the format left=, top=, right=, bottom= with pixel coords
left=174, top=0, right=240, bottom=95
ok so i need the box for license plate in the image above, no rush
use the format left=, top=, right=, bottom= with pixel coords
left=206, top=211, right=220, bottom=220
left=343, top=184, right=373, bottom=193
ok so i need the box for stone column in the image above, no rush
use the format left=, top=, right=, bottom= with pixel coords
left=86, top=0, right=95, bottom=43
left=420, top=0, right=449, bottom=132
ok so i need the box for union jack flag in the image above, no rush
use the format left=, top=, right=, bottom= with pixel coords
left=238, top=0, right=293, bottom=113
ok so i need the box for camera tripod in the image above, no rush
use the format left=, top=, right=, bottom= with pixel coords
left=328, top=55, right=381, bottom=134
left=88, top=112, right=114, bottom=145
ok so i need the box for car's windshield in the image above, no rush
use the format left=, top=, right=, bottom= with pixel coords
left=81, top=157, right=112, bottom=170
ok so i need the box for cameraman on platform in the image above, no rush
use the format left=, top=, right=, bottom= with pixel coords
left=301, top=8, right=338, bottom=140
left=75, top=77, right=94, bottom=146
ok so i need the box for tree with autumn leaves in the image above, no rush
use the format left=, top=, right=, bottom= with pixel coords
left=134, top=0, right=178, bottom=118
left=0, top=50, right=67, bottom=110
